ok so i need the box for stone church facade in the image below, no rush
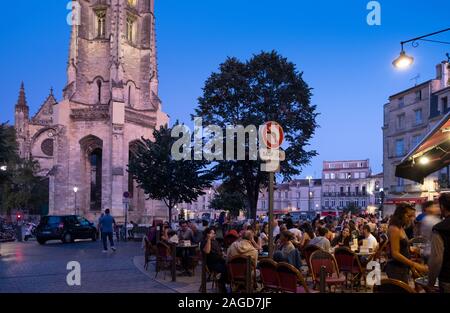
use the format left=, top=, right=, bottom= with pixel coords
left=14, top=0, right=169, bottom=223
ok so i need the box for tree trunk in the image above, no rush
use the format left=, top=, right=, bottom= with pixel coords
left=168, top=206, right=173, bottom=224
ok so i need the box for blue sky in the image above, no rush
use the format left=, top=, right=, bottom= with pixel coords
left=1, top=0, right=449, bottom=178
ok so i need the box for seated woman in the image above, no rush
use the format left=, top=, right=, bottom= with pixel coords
left=201, top=227, right=228, bottom=293
left=331, top=226, right=351, bottom=248
left=274, top=231, right=302, bottom=270
left=299, top=222, right=315, bottom=249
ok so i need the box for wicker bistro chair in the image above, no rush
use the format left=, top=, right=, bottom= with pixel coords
left=276, top=262, right=315, bottom=293
left=334, top=247, right=365, bottom=290
left=302, top=244, right=322, bottom=278
left=227, top=256, right=257, bottom=292
left=143, top=236, right=157, bottom=270
left=259, top=259, right=280, bottom=292
left=155, top=241, right=174, bottom=280
left=373, top=278, right=417, bottom=293
left=309, top=250, right=346, bottom=292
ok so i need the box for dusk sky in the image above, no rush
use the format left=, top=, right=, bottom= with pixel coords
left=1, top=0, right=449, bottom=178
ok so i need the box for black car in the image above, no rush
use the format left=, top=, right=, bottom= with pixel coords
left=36, top=215, right=97, bottom=245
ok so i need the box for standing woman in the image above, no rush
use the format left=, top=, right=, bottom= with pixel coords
left=385, top=203, right=428, bottom=283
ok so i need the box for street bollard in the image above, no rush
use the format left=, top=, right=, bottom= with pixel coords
left=16, top=224, right=23, bottom=242
left=319, top=266, right=326, bottom=293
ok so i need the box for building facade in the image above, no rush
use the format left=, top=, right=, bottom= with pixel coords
left=383, top=61, right=450, bottom=216
left=14, top=0, right=169, bottom=222
left=321, top=160, right=383, bottom=214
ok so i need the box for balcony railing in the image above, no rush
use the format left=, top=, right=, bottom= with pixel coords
left=323, top=192, right=368, bottom=197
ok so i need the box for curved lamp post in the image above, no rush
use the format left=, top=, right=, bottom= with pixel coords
left=393, top=27, right=450, bottom=69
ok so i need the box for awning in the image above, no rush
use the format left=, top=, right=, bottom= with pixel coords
left=384, top=197, right=428, bottom=205
left=395, top=111, right=450, bottom=183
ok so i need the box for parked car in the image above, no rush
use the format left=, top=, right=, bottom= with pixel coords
left=36, top=215, right=97, bottom=245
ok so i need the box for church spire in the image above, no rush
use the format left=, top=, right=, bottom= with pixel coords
left=15, top=82, right=29, bottom=114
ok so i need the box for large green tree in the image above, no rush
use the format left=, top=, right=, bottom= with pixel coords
left=194, top=51, right=318, bottom=219
left=128, top=125, right=215, bottom=223
left=209, top=185, right=246, bottom=218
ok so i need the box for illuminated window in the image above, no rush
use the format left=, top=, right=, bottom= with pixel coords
left=128, top=0, right=137, bottom=7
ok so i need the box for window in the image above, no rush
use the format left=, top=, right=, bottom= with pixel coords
left=343, top=163, right=349, bottom=168
left=261, top=201, right=265, bottom=209
left=297, top=192, right=301, bottom=198
left=442, top=97, right=449, bottom=114
left=97, top=80, right=102, bottom=103
left=128, top=0, right=137, bottom=7
left=330, top=173, right=336, bottom=179
left=339, top=173, right=345, bottom=179
left=347, top=186, right=351, bottom=193
left=397, top=177, right=404, bottom=186
left=414, top=109, right=423, bottom=125
left=340, top=186, right=344, bottom=194
left=41, top=139, right=54, bottom=157
left=331, top=200, right=336, bottom=207
left=415, top=90, right=422, bottom=101
left=412, top=134, right=422, bottom=147
left=126, top=16, right=136, bottom=43
left=360, top=172, right=366, bottom=179
left=325, top=200, right=329, bottom=207
left=362, top=186, right=366, bottom=195
left=354, top=172, right=360, bottom=179
left=397, top=114, right=405, bottom=130
left=339, top=200, right=344, bottom=208
left=96, top=10, right=106, bottom=38
left=398, top=97, right=404, bottom=108
left=324, top=173, right=330, bottom=179
left=285, top=191, right=289, bottom=199
left=355, top=186, right=359, bottom=194
left=361, top=200, right=366, bottom=207
left=395, top=138, right=404, bottom=157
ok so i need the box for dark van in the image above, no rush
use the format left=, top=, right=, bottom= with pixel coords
left=36, top=215, right=97, bottom=245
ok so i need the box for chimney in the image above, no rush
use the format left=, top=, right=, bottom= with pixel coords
left=436, top=61, right=450, bottom=89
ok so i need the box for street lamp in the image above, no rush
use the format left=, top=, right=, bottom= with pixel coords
left=306, top=176, right=313, bottom=214
left=393, top=27, right=450, bottom=69
left=73, top=187, right=79, bottom=215
left=0, top=165, right=7, bottom=172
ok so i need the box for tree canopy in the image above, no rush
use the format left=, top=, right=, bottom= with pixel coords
left=194, top=51, right=318, bottom=219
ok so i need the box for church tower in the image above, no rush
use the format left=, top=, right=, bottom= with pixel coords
left=14, top=82, right=30, bottom=159
left=47, top=0, right=168, bottom=221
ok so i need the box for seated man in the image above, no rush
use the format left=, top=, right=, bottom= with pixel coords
left=227, top=230, right=258, bottom=266
left=308, top=227, right=331, bottom=252
left=201, top=227, right=228, bottom=293
left=274, top=231, right=302, bottom=269
left=362, top=224, right=378, bottom=252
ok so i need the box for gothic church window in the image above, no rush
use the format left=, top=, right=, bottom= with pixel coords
left=97, top=80, right=102, bottom=104
left=41, top=139, right=54, bottom=157
left=126, top=15, right=136, bottom=44
left=95, top=10, right=106, bottom=38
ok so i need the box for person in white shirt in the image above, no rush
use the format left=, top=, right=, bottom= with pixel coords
left=272, top=219, right=280, bottom=238
left=362, top=225, right=378, bottom=251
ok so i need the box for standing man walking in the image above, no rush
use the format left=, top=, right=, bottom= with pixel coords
left=99, top=209, right=116, bottom=253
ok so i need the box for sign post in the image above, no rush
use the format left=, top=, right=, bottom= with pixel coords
left=123, top=192, right=130, bottom=241
left=259, top=122, right=285, bottom=259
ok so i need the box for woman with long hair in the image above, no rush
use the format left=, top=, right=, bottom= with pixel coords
left=299, top=222, right=315, bottom=248
left=385, top=203, right=428, bottom=283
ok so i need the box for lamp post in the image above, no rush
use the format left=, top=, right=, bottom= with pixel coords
left=73, top=187, right=79, bottom=215
left=0, top=165, right=7, bottom=172
left=306, top=176, right=313, bottom=215
left=392, top=28, right=450, bottom=69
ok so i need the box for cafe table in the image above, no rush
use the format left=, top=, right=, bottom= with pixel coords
left=170, top=243, right=199, bottom=282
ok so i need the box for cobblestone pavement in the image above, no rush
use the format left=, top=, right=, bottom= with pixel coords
left=0, top=239, right=173, bottom=293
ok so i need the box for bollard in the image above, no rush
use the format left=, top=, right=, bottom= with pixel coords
left=16, top=224, right=23, bottom=242
left=319, top=266, right=326, bottom=293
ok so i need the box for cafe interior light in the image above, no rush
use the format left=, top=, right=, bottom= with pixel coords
left=419, top=156, right=430, bottom=165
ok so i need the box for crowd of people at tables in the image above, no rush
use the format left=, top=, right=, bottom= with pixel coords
left=145, top=193, right=450, bottom=293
